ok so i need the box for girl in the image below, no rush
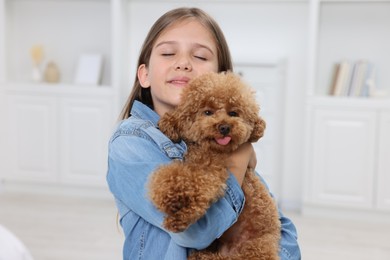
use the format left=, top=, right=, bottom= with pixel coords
left=107, top=7, right=301, bottom=260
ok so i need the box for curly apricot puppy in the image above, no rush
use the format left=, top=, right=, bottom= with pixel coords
left=149, top=72, right=280, bottom=260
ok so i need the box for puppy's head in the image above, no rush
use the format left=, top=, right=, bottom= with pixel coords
left=158, top=72, right=266, bottom=153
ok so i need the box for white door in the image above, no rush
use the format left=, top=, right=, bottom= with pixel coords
left=235, top=61, right=286, bottom=199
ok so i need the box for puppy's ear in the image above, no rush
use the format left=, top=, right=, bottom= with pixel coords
left=248, top=117, right=266, bottom=142
left=158, top=112, right=182, bottom=143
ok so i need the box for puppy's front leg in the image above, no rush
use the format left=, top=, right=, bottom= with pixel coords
left=149, top=162, right=189, bottom=215
left=149, top=162, right=203, bottom=232
left=163, top=166, right=229, bottom=232
left=149, top=163, right=228, bottom=232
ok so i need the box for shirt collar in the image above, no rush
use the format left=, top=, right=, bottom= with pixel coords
left=131, top=100, right=160, bottom=127
left=130, top=100, right=187, bottom=158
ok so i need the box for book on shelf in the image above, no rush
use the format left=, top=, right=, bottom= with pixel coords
left=329, top=60, right=375, bottom=97
left=360, top=62, right=375, bottom=97
left=329, top=60, right=351, bottom=96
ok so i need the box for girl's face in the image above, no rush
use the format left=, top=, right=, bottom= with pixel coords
left=138, top=19, right=219, bottom=117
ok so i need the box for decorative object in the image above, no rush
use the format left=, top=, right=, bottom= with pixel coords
left=30, top=45, right=44, bottom=82
left=44, top=61, right=60, bottom=83
left=74, top=54, right=103, bottom=85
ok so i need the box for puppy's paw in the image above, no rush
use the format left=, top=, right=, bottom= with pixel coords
left=163, top=194, right=190, bottom=215
left=163, top=215, right=193, bottom=232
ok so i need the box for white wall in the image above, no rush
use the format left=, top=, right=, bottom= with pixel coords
left=5, top=0, right=111, bottom=84
left=126, top=1, right=309, bottom=211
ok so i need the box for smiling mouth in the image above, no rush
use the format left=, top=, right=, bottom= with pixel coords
left=169, top=80, right=189, bottom=86
left=168, top=76, right=190, bottom=86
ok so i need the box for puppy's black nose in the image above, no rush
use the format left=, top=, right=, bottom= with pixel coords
left=218, top=124, right=230, bottom=135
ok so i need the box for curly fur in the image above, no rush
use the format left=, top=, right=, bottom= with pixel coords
left=148, top=72, right=280, bottom=259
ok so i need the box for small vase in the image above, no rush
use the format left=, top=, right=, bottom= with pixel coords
left=32, top=65, right=42, bottom=82
left=44, top=62, right=60, bottom=83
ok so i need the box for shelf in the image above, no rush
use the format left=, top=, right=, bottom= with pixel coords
left=318, top=0, right=390, bottom=2
left=309, top=0, right=390, bottom=97
left=3, top=0, right=111, bottom=85
left=307, top=95, right=390, bottom=108
left=2, top=82, right=114, bottom=97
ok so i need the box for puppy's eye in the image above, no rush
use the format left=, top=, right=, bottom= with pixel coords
left=204, top=110, right=213, bottom=116
left=228, top=111, right=239, bottom=117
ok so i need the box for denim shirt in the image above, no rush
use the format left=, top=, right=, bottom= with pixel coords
left=107, top=100, right=301, bottom=260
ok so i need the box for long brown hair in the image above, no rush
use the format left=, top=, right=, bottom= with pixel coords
left=119, top=7, right=233, bottom=120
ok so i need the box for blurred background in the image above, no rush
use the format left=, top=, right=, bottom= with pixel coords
left=0, top=0, right=389, bottom=259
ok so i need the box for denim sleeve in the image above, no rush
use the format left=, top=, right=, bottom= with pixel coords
left=255, top=173, right=301, bottom=260
left=279, top=211, right=301, bottom=260
left=107, top=134, right=245, bottom=250
left=173, top=173, right=245, bottom=249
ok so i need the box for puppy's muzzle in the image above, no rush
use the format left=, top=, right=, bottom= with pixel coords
left=218, top=124, right=231, bottom=136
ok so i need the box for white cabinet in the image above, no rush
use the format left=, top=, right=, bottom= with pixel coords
left=304, top=100, right=390, bottom=213
left=59, top=97, right=113, bottom=186
left=3, top=87, right=114, bottom=187
left=304, top=0, right=390, bottom=217
left=377, top=111, right=390, bottom=210
left=5, top=94, right=58, bottom=182
left=0, top=0, right=127, bottom=193
left=305, top=100, right=379, bottom=209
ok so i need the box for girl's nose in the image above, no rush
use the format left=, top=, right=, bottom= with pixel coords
left=174, top=58, right=192, bottom=71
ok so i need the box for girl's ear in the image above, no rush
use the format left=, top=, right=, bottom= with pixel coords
left=249, top=117, right=266, bottom=143
left=138, top=64, right=150, bottom=88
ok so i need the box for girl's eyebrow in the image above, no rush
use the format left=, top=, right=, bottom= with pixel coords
left=155, top=41, right=215, bottom=55
left=154, top=41, right=176, bottom=49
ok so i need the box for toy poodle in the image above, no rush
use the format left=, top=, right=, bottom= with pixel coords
left=149, top=72, right=281, bottom=259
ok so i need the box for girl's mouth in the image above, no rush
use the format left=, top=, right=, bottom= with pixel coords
left=168, top=77, right=190, bottom=86
left=170, top=80, right=188, bottom=86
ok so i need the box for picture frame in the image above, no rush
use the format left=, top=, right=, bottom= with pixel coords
left=74, top=53, right=103, bottom=85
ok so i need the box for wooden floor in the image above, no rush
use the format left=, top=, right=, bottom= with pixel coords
left=1, top=192, right=390, bottom=260
left=0, top=192, right=123, bottom=260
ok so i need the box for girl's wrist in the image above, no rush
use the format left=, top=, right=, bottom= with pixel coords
left=227, top=166, right=246, bottom=186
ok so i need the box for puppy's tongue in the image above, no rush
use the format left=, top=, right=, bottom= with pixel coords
left=215, top=136, right=232, bottom=145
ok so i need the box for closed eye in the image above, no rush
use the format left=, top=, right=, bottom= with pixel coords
left=195, top=56, right=207, bottom=61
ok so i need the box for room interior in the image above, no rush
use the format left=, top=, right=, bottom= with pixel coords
left=0, top=0, right=389, bottom=259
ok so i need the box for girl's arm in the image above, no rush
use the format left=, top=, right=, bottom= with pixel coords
left=226, top=142, right=257, bottom=185
left=107, top=134, right=245, bottom=249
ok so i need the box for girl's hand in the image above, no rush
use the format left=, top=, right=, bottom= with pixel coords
left=226, top=142, right=257, bottom=186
